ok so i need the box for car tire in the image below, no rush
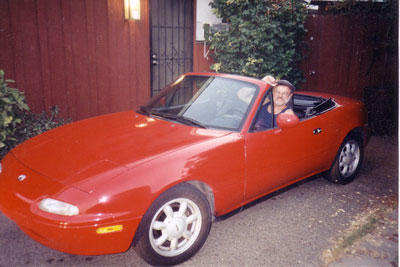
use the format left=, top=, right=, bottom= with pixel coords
left=325, top=134, right=364, bottom=185
left=134, top=183, right=212, bottom=266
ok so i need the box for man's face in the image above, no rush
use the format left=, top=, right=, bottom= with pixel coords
left=273, top=85, right=292, bottom=106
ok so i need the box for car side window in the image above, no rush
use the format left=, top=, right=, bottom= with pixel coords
left=252, top=92, right=274, bottom=132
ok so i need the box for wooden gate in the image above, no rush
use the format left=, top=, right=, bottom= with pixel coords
left=299, top=13, right=397, bottom=135
left=300, top=13, right=397, bottom=101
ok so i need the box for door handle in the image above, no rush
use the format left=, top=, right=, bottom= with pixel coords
left=151, top=53, right=158, bottom=65
left=313, top=128, right=322, bottom=134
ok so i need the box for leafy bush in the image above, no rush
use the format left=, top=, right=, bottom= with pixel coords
left=204, top=0, right=308, bottom=85
left=0, top=70, right=70, bottom=158
left=0, top=70, right=30, bottom=151
left=19, top=106, right=71, bottom=141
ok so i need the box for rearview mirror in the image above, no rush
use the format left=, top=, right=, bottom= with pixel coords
left=276, top=113, right=299, bottom=129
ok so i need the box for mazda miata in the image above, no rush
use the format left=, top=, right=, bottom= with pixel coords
left=0, top=73, right=368, bottom=266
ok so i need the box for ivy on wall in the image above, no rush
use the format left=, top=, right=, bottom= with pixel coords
left=204, top=0, right=308, bottom=85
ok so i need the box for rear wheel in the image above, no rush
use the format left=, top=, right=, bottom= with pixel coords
left=134, top=183, right=212, bottom=266
left=325, top=135, right=363, bottom=184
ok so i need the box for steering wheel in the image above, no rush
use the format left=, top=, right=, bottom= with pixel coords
left=219, top=107, right=244, bottom=125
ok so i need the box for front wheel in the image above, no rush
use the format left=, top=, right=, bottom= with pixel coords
left=325, top=135, right=364, bottom=184
left=134, top=183, right=212, bottom=266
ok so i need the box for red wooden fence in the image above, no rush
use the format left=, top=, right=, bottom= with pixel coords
left=0, top=0, right=150, bottom=121
left=299, top=13, right=397, bottom=101
left=193, top=43, right=213, bottom=73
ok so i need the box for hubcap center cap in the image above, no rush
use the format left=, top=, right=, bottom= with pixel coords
left=346, top=154, right=356, bottom=165
left=167, top=217, right=186, bottom=238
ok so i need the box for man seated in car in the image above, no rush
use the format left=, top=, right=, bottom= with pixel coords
left=254, top=75, right=296, bottom=130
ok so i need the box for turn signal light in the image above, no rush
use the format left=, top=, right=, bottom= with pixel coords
left=96, top=225, right=123, bottom=234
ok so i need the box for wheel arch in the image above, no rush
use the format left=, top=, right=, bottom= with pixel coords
left=324, top=126, right=365, bottom=184
left=186, top=180, right=215, bottom=219
left=152, top=180, right=216, bottom=220
left=329, top=127, right=364, bottom=169
left=345, top=127, right=365, bottom=145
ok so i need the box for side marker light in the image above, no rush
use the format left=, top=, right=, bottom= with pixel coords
left=96, top=225, right=123, bottom=234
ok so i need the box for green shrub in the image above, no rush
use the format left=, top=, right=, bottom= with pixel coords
left=0, top=70, right=30, bottom=151
left=204, top=0, right=308, bottom=85
left=19, top=106, right=71, bottom=141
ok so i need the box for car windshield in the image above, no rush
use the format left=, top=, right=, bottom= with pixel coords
left=141, top=75, right=258, bottom=131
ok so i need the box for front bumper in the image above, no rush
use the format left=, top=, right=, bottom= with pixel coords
left=0, top=154, right=141, bottom=255
left=15, top=211, right=141, bottom=255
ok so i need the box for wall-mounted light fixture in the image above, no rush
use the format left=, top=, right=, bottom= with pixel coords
left=124, top=0, right=140, bottom=20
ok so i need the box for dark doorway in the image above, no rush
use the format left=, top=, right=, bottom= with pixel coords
left=150, top=0, right=194, bottom=96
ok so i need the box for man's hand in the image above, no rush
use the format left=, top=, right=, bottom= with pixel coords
left=262, top=75, right=277, bottom=86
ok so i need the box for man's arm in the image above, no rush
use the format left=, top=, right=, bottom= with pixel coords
left=262, top=75, right=277, bottom=86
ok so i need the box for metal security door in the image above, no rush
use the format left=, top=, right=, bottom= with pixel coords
left=150, top=0, right=193, bottom=96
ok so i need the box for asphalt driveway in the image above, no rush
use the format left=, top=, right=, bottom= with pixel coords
left=0, top=136, right=397, bottom=267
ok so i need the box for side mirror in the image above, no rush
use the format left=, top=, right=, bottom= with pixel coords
left=276, top=113, right=299, bottom=129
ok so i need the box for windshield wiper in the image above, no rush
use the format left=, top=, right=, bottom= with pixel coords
left=138, top=105, right=151, bottom=116
left=141, top=109, right=207, bottom=129
left=176, top=116, right=207, bottom=129
left=149, top=111, right=177, bottom=120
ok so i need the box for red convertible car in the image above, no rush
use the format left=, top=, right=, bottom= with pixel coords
left=0, top=73, right=368, bottom=266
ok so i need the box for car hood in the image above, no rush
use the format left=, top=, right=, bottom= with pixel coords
left=10, top=111, right=229, bottom=185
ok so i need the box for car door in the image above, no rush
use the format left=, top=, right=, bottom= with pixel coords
left=243, top=97, right=329, bottom=202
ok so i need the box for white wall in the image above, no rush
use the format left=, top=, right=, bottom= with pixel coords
left=196, top=0, right=223, bottom=41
